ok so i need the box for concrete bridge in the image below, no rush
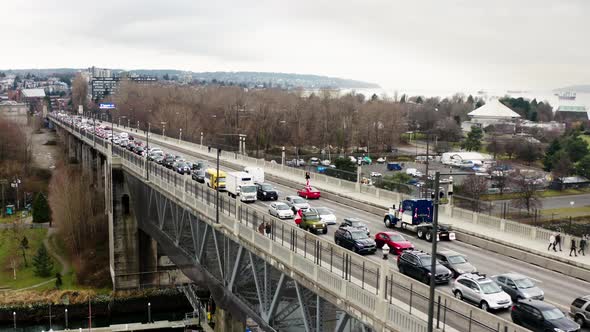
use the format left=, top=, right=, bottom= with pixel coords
left=50, top=114, right=529, bottom=332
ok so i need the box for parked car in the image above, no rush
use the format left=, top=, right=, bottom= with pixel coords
left=436, top=249, right=477, bottom=277
left=370, top=172, right=382, bottom=177
left=334, top=226, right=376, bottom=255
left=571, top=295, right=590, bottom=327
left=491, top=273, right=544, bottom=301
left=320, top=159, right=331, bottom=166
left=257, top=183, right=278, bottom=201
left=191, top=169, right=206, bottom=183
left=173, top=161, right=191, bottom=174
left=377, top=157, right=386, bottom=164
left=406, top=168, right=423, bottom=177
left=452, top=273, right=512, bottom=311
left=285, top=195, right=310, bottom=212
left=299, top=211, right=327, bottom=234
left=387, top=162, right=403, bottom=171
left=297, top=186, right=320, bottom=199
left=268, top=202, right=294, bottom=219
left=374, top=231, right=414, bottom=255
left=341, top=217, right=370, bottom=235
left=308, top=207, right=336, bottom=225
left=512, top=299, right=580, bottom=332
left=309, top=157, right=320, bottom=166
left=397, top=250, right=453, bottom=285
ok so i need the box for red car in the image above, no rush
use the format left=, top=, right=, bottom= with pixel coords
left=297, top=186, right=321, bottom=199
left=374, top=231, right=414, bottom=255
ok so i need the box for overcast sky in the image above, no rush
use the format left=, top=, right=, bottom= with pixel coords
left=1, top=0, right=588, bottom=91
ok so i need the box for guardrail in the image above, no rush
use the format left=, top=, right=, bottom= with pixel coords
left=51, top=115, right=529, bottom=332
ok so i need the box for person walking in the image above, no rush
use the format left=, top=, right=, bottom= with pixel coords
left=548, top=233, right=556, bottom=252
left=555, top=232, right=562, bottom=251
left=579, top=236, right=587, bottom=256
left=265, top=222, right=272, bottom=238
left=570, top=238, right=578, bottom=257
left=258, top=222, right=265, bottom=235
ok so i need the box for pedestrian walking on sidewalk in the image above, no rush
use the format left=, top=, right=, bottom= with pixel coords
left=258, top=222, right=265, bottom=235
left=548, top=233, right=557, bottom=252
left=579, top=236, right=587, bottom=256
left=265, top=222, right=272, bottom=238
left=555, top=232, right=562, bottom=251
left=570, top=238, right=578, bottom=257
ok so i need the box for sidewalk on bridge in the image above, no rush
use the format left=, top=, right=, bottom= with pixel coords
left=115, top=126, right=590, bottom=269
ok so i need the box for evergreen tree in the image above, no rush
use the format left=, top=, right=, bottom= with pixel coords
left=32, top=193, right=51, bottom=223
left=32, top=245, right=54, bottom=277
left=563, top=135, right=588, bottom=163
left=543, top=139, right=561, bottom=171
left=575, top=155, right=590, bottom=180
left=461, top=126, right=484, bottom=151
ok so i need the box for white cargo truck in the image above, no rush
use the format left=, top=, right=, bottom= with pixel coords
left=226, top=171, right=258, bottom=202
left=244, top=167, right=265, bottom=184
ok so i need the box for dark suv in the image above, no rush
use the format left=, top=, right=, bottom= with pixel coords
left=397, top=250, right=453, bottom=284
left=341, top=217, right=370, bottom=235
left=571, top=295, right=590, bottom=327
left=512, top=299, right=580, bottom=332
left=257, top=183, right=278, bottom=201
left=334, top=226, right=376, bottom=255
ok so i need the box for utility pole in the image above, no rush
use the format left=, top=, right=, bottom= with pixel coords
left=427, top=171, right=440, bottom=332
left=216, top=149, right=221, bottom=224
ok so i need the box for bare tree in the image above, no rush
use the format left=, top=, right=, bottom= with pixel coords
left=511, top=174, right=542, bottom=214
left=460, top=175, right=489, bottom=212
left=71, top=73, right=88, bottom=112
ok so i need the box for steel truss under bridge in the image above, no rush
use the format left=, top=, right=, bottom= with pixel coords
left=124, top=172, right=371, bottom=332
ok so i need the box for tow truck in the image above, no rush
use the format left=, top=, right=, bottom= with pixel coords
left=383, top=199, right=455, bottom=242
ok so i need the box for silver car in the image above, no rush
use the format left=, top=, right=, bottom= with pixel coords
left=269, top=202, right=294, bottom=219
left=491, top=273, right=544, bottom=301
left=452, top=273, right=512, bottom=311
left=285, top=195, right=310, bottom=212
left=309, top=207, right=337, bottom=225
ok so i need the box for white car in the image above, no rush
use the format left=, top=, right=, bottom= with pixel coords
left=376, top=157, right=386, bottom=164
left=452, top=273, right=512, bottom=311
left=119, top=132, right=129, bottom=139
left=310, top=157, right=320, bottom=166
left=269, top=202, right=294, bottom=219
left=370, top=172, right=382, bottom=177
left=285, top=195, right=310, bottom=212
left=321, top=159, right=331, bottom=166
left=309, top=207, right=337, bottom=225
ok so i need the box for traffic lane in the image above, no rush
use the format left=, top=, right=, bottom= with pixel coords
left=260, top=181, right=588, bottom=314
left=119, top=134, right=587, bottom=314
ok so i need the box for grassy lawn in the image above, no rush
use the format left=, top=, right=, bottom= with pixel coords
left=481, top=188, right=590, bottom=201
left=541, top=206, right=590, bottom=218
left=0, top=228, right=58, bottom=289
left=0, top=215, right=19, bottom=224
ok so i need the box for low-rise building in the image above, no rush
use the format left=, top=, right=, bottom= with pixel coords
left=553, top=105, right=588, bottom=122
left=0, top=100, right=28, bottom=114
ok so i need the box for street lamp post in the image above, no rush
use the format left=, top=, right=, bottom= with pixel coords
left=12, top=312, right=16, bottom=330
left=179, top=128, right=183, bottom=142
left=200, top=132, right=204, bottom=146
left=127, top=118, right=130, bottom=128
left=216, top=148, right=221, bottom=224
left=148, top=302, right=151, bottom=323
left=65, top=308, right=68, bottom=330
left=10, top=177, right=21, bottom=210
left=161, top=122, right=166, bottom=138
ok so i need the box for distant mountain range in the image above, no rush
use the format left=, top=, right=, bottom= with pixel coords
left=0, top=68, right=380, bottom=89
left=554, top=85, right=590, bottom=93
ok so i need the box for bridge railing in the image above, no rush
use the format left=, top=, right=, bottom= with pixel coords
left=51, top=115, right=529, bottom=332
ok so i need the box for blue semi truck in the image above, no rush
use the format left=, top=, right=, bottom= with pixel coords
left=383, top=199, right=455, bottom=242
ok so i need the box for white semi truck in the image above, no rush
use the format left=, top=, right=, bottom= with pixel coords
left=226, top=171, right=258, bottom=202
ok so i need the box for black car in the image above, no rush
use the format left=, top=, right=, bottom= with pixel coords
left=257, top=183, right=278, bottom=201
left=173, top=161, right=191, bottom=174
left=511, top=299, right=580, bottom=332
left=191, top=160, right=207, bottom=171
left=163, top=156, right=176, bottom=168
left=334, top=226, right=376, bottom=255
left=341, top=217, right=370, bottom=235
left=397, top=250, right=453, bottom=284
left=191, top=169, right=206, bottom=183
left=135, top=146, right=146, bottom=156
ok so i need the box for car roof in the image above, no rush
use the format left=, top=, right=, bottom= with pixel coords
left=498, top=272, right=527, bottom=280
left=437, top=249, right=462, bottom=257
left=378, top=231, right=402, bottom=237
left=344, top=217, right=362, bottom=222
left=518, top=299, right=556, bottom=310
